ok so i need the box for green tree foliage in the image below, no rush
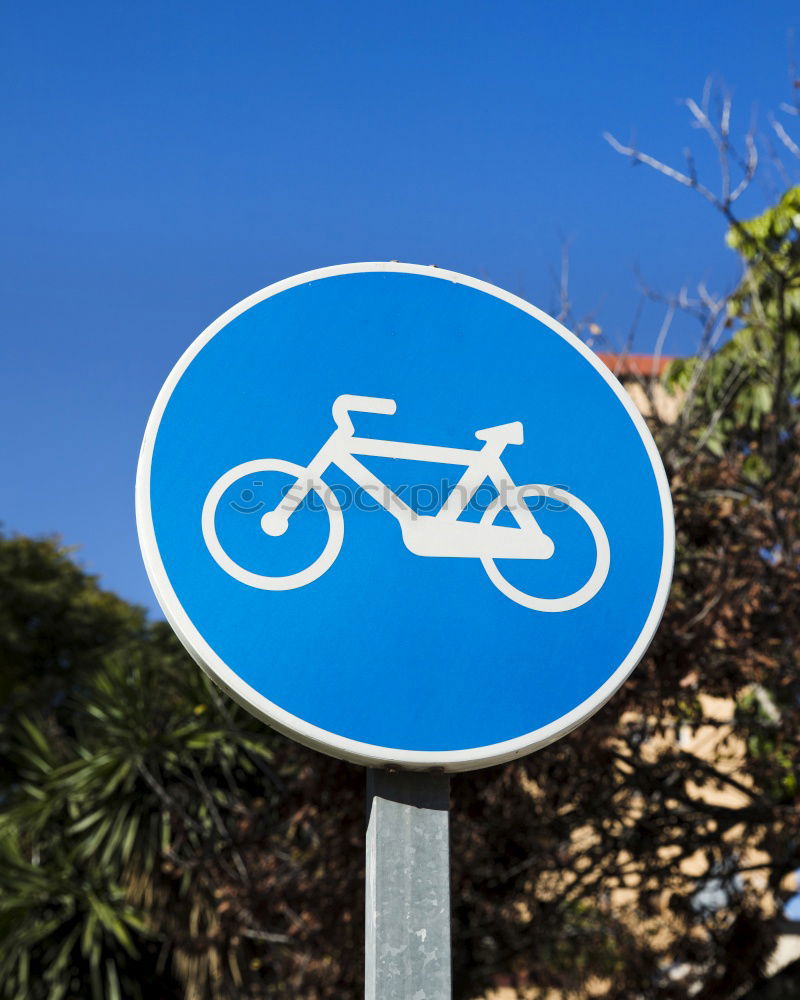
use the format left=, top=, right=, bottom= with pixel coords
left=664, top=187, right=800, bottom=472
left=0, top=535, right=364, bottom=1000
left=0, top=533, right=144, bottom=717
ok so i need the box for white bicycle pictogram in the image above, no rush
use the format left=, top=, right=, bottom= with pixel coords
left=202, top=394, right=611, bottom=612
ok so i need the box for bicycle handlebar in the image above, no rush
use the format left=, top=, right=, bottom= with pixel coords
left=332, top=394, right=397, bottom=435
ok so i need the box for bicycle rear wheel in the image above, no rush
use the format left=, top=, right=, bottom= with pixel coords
left=479, top=484, right=610, bottom=612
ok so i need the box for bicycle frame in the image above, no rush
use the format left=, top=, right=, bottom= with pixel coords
left=271, top=423, right=555, bottom=561
left=203, top=395, right=605, bottom=599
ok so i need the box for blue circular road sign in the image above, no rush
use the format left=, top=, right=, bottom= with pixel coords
left=136, top=263, right=674, bottom=770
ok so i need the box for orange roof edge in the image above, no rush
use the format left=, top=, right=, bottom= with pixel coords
left=596, top=352, right=675, bottom=378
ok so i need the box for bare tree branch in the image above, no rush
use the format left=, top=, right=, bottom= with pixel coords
left=602, top=131, right=719, bottom=207
left=557, top=240, right=571, bottom=324
left=605, top=79, right=758, bottom=221
left=770, top=115, right=800, bottom=159
left=730, top=130, right=758, bottom=201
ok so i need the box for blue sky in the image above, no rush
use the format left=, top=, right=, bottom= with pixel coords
left=2, top=1, right=799, bottom=609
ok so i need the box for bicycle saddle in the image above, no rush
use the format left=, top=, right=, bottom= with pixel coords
left=474, top=421, right=524, bottom=446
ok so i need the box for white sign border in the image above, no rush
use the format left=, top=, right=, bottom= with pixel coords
left=136, top=261, right=675, bottom=772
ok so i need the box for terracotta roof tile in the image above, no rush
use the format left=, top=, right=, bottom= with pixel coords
left=596, top=353, right=675, bottom=378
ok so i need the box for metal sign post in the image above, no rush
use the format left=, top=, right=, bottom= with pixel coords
left=366, top=770, right=451, bottom=1000
left=136, top=261, right=674, bottom=998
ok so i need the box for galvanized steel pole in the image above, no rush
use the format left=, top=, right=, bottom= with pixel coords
left=365, top=770, right=451, bottom=1000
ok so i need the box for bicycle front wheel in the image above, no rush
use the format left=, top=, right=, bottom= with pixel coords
left=480, top=484, right=610, bottom=612
left=202, top=458, right=344, bottom=591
